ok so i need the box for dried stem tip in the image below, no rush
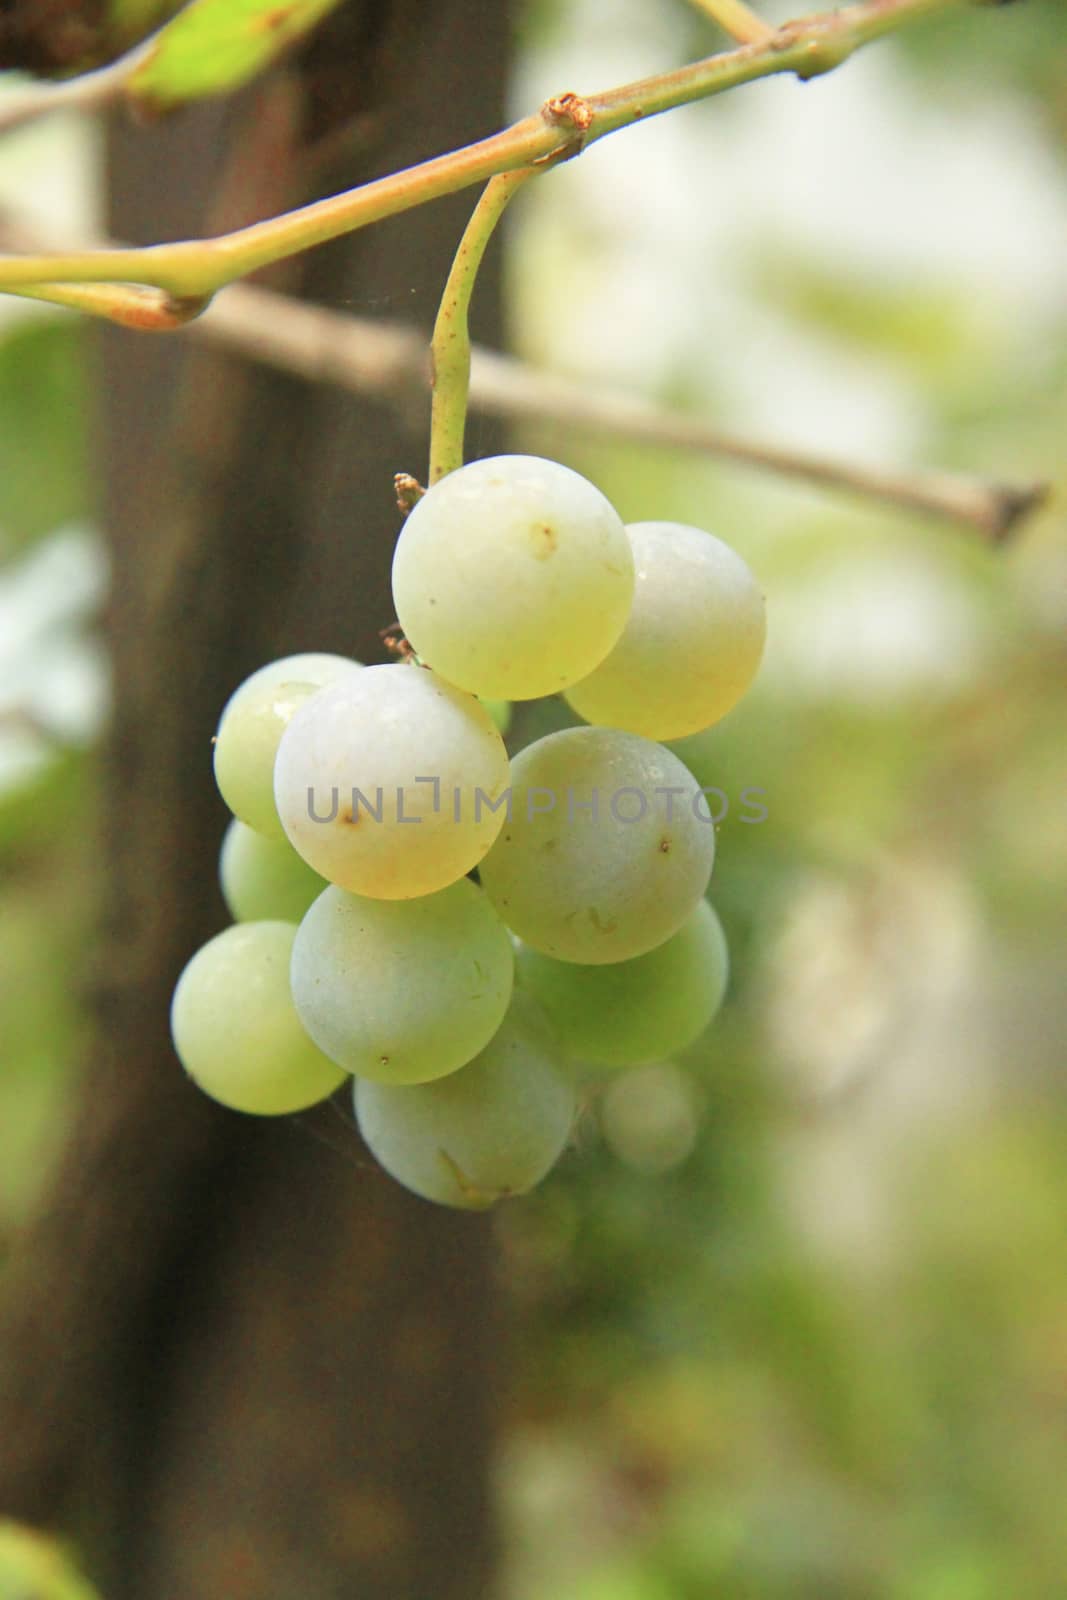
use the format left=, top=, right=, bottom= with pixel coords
left=394, top=472, right=426, bottom=516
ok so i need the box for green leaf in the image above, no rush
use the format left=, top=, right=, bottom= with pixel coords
left=128, top=0, right=344, bottom=111
left=0, top=321, right=89, bottom=555
left=0, top=1520, right=103, bottom=1600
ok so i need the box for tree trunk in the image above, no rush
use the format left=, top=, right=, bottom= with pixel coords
left=0, top=5, right=511, bottom=1596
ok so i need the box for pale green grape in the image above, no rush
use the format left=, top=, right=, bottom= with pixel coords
left=214, top=652, right=362, bottom=839
left=289, top=878, right=513, bottom=1084
left=565, top=521, right=766, bottom=739
left=170, top=921, right=346, bottom=1114
left=390, top=454, right=634, bottom=701
left=274, top=663, right=509, bottom=899
left=219, top=819, right=327, bottom=924
left=354, top=992, right=575, bottom=1209
left=517, top=900, right=729, bottom=1067
left=478, top=726, right=715, bottom=964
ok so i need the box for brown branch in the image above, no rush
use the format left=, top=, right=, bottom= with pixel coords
left=188, top=283, right=1048, bottom=543
left=0, top=211, right=1045, bottom=542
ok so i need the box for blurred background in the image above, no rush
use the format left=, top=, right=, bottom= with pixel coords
left=1, top=0, right=1066, bottom=1596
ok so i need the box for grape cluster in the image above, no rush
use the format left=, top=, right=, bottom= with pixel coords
left=171, top=455, right=765, bottom=1209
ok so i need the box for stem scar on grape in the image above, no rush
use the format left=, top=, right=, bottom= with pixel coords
left=439, top=1148, right=508, bottom=1208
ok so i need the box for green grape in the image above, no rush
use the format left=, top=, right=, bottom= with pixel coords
left=289, top=878, right=513, bottom=1084
left=219, top=818, right=327, bottom=924
left=390, top=454, right=634, bottom=701
left=516, top=899, right=729, bottom=1067
left=273, top=663, right=510, bottom=900
left=354, top=992, right=575, bottom=1209
left=213, top=651, right=362, bottom=840
left=170, top=921, right=347, bottom=1115
left=565, top=521, right=766, bottom=739
left=477, top=726, right=715, bottom=964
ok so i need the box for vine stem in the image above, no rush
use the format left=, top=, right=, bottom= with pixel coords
left=0, top=0, right=967, bottom=306
left=0, top=209, right=1044, bottom=541
left=685, top=0, right=776, bottom=46
left=429, top=169, right=534, bottom=484
left=0, top=279, right=210, bottom=329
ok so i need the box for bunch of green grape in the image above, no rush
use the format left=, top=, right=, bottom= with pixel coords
left=171, top=455, right=765, bottom=1209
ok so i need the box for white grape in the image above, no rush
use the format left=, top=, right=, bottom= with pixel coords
left=214, top=652, right=363, bottom=839
left=219, top=819, right=327, bottom=924
left=477, top=726, right=715, bottom=964
left=390, top=454, right=634, bottom=701
left=170, top=921, right=347, bottom=1115
left=517, top=899, right=729, bottom=1067
left=273, top=663, right=509, bottom=899
left=565, top=521, right=766, bottom=739
left=289, top=878, right=513, bottom=1084
left=354, top=992, right=575, bottom=1209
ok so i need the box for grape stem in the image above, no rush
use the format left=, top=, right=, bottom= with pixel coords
left=0, top=0, right=971, bottom=310
left=429, top=169, right=534, bottom=484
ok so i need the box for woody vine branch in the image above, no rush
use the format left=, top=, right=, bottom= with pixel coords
left=0, top=0, right=968, bottom=322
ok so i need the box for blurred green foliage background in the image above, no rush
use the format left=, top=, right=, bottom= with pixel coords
left=1, top=1, right=1066, bottom=1595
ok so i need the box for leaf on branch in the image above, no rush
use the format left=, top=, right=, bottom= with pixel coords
left=0, top=1519, right=103, bottom=1600
left=126, top=0, right=344, bottom=112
